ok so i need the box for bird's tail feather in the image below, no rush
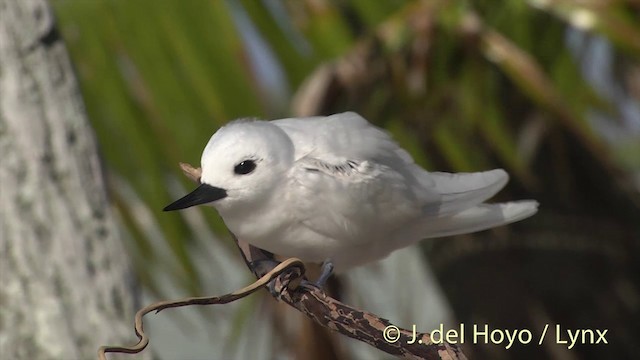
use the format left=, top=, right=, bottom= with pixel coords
left=400, top=200, right=539, bottom=245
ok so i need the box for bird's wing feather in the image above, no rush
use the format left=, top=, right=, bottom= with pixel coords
left=275, top=113, right=510, bottom=215
left=274, top=112, right=526, bottom=244
left=394, top=201, right=539, bottom=248
left=276, top=111, right=433, bottom=200
left=272, top=112, right=414, bottom=166
left=284, top=156, right=422, bottom=243
left=275, top=113, right=432, bottom=242
left=419, top=169, right=509, bottom=217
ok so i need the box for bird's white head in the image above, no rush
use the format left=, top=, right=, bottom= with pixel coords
left=164, top=120, right=294, bottom=214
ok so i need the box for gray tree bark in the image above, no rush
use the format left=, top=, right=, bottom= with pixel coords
left=0, top=0, right=137, bottom=358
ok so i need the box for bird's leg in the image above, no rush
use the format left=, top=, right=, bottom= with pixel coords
left=299, top=258, right=334, bottom=291
left=247, top=258, right=287, bottom=298
left=315, top=258, right=334, bottom=287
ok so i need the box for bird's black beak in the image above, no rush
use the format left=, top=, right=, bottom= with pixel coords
left=163, top=183, right=227, bottom=211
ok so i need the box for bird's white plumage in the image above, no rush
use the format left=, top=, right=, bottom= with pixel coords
left=196, top=112, right=538, bottom=271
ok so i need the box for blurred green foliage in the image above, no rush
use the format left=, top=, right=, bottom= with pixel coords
left=50, top=1, right=640, bottom=358
left=52, top=0, right=639, bottom=299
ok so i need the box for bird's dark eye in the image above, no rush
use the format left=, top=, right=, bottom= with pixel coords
left=234, top=160, right=256, bottom=175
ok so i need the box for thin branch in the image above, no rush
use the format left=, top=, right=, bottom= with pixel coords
left=97, top=258, right=306, bottom=360
left=232, top=233, right=467, bottom=360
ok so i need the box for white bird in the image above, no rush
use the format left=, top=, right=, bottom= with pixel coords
left=164, top=112, right=538, bottom=275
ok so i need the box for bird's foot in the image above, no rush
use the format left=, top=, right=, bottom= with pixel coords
left=266, top=259, right=333, bottom=296
left=291, top=259, right=334, bottom=292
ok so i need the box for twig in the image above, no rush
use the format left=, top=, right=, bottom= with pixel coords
left=231, top=233, right=467, bottom=360
left=97, top=258, right=305, bottom=360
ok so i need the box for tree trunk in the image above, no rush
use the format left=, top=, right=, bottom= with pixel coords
left=0, top=0, right=137, bottom=358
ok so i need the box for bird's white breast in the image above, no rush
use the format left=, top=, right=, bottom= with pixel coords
left=219, top=159, right=426, bottom=270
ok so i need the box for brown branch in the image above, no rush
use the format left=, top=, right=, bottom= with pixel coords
left=233, top=234, right=467, bottom=360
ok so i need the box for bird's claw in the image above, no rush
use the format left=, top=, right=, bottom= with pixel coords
left=265, top=259, right=333, bottom=298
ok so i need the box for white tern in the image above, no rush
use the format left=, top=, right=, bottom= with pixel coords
left=164, top=112, right=538, bottom=272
